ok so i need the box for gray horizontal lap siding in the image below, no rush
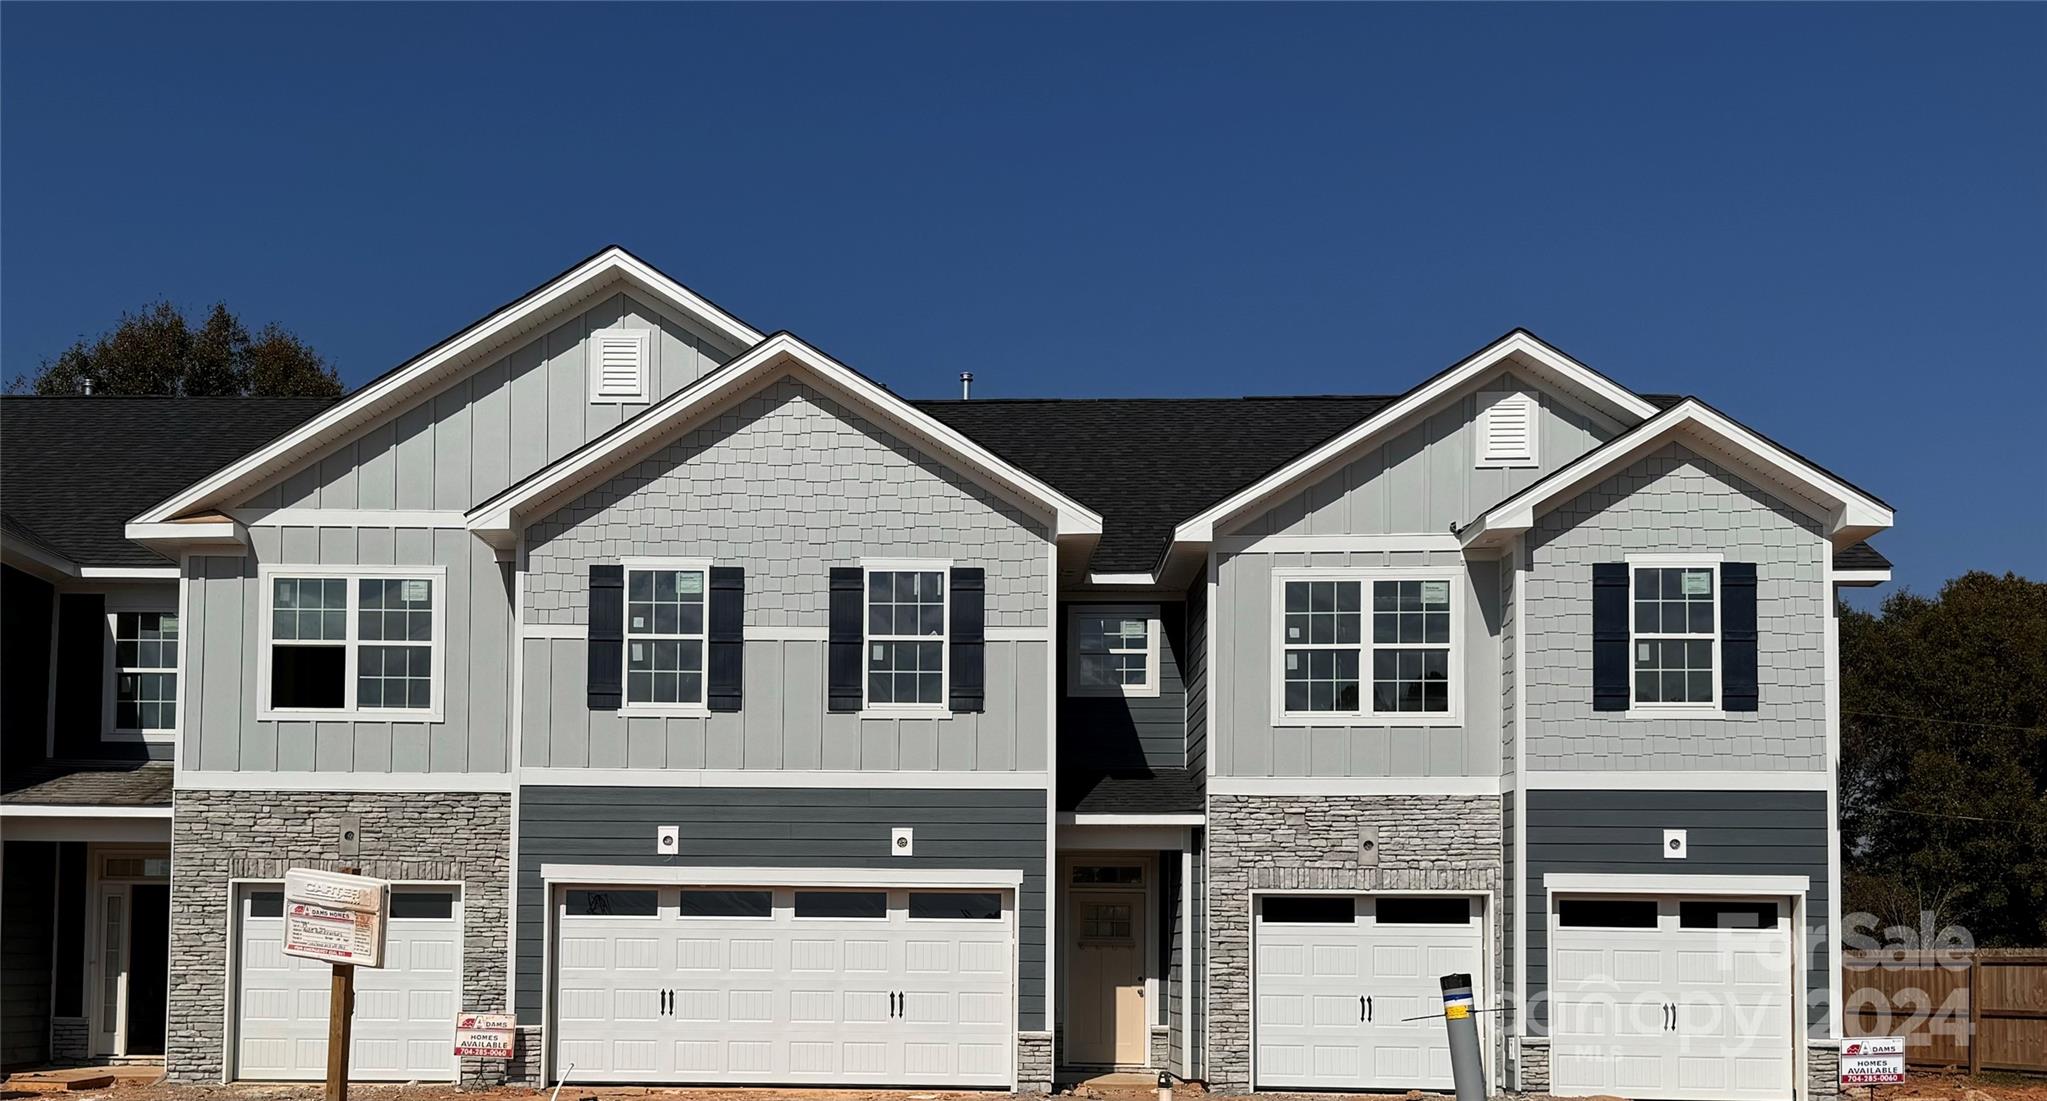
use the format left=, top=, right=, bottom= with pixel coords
left=1184, top=580, right=1208, bottom=777
left=1523, top=789, right=1830, bottom=1033
left=1522, top=442, right=1828, bottom=771
left=515, top=786, right=1049, bottom=1029
left=1058, top=601, right=1186, bottom=771
left=241, top=293, right=740, bottom=513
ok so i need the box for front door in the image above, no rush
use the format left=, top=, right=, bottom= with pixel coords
left=1066, top=890, right=1146, bottom=1066
left=125, top=885, right=170, bottom=1055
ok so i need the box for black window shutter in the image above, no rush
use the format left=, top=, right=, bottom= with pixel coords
left=828, top=567, right=864, bottom=712
left=1592, top=562, right=1630, bottom=711
left=949, top=567, right=986, bottom=713
left=587, top=564, right=623, bottom=711
left=1721, top=562, right=1759, bottom=712
left=707, top=567, right=744, bottom=712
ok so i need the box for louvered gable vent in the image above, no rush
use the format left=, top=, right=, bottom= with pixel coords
left=589, top=329, right=650, bottom=403
left=1478, top=391, right=1537, bottom=467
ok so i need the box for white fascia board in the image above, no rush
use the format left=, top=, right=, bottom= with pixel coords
left=1543, top=872, right=1811, bottom=895
left=0, top=803, right=174, bottom=818
left=230, top=509, right=471, bottom=530
left=540, top=863, right=1025, bottom=889
left=132, top=247, right=763, bottom=527
left=1057, top=813, right=1205, bottom=826
left=1085, top=572, right=1160, bottom=587
left=1, top=539, right=80, bottom=579
left=1461, top=399, right=1894, bottom=548
left=1835, top=569, right=1892, bottom=587
left=467, top=334, right=1102, bottom=545
left=1173, top=330, right=1661, bottom=545
left=122, top=518, right=245, bottom=553
left=78, top=565, right=185, bottom=579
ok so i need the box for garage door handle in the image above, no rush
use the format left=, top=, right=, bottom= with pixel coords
left=1359, top=995, right=1371, bottom=1022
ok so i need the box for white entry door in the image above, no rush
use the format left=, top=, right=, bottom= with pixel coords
left=1550, top=896, right=1796, bottom=1101
left=1254, top=895, right=1484, bottom=1090
left=552, top=885, right=1015, bottom=1087
left=234, top=885, right=463, bottom=1080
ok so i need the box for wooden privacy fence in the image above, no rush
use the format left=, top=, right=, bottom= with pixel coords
left=1844, top=950, right=2047, bottom=1074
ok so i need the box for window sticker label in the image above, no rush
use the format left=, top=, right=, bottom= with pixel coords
left=1285, top=652, right=1300, bottom=671
left=1638, top=642, right=1654, bottom=661
left=1681, top=571, right=1711, bottom=596
left=1287, top=625, right=1302, bottom=640
left=678, top=573, right=703, bottom=595
left=630, top=643, right=643, bottom=661
left=631, top=616, right=645, bottom=630
left=1421, top=581, right=1450, bottom=604
left=402, top=580, right=430, bottom=603
left=872, top=644, right=886, bottom=660
left=1122, top=619, right=1145, bottom=635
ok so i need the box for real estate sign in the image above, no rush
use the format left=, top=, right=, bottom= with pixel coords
left=454, top=1013, right=516, bottom=1058
left=282, top=868, right=389, bottom=968
left=1839, top=1037, right=1907, bottom=1085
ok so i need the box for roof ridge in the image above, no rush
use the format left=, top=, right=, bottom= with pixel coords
left=911, top=393, right=1398, bottom=406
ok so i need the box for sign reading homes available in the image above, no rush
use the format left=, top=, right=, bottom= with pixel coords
left=1839, top=1037, right=1907, bottom=1085
left=454, top=1013, right=516, bottom=1058
left=282, top=868, right=389, bottom=968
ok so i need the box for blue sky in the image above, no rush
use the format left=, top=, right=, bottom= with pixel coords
left=3, top=3, right=2041, bottom=602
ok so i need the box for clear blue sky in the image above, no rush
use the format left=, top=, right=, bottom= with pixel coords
left=4, top=3, right=2041, bottom=603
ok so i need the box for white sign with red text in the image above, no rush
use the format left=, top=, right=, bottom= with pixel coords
left=454, top=1013, right=517, bottom=1058
left=1840, top=1037, right=1907, bottom=1085
left=282, top=868, right=388, bottom=968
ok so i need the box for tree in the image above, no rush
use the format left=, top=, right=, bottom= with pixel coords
left=1841, top=571, right=2047, bottom=947
left=9, top=300, right=342, bottom=397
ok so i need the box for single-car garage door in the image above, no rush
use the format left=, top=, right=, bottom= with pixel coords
left=552, top=885, right=1015, bottom=1087
left=1550, top=896, right=1796, bottom=1101
left=234, top=885, right=462, bottom=1080
left=1254, top=894, right=1484, bottom=1091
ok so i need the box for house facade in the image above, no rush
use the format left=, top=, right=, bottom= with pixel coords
left=0, top=247, right=1894, bottom=1099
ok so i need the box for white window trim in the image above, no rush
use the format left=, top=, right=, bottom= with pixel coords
left=1625, top=555, right=1724, bottom=718
left=1065, top=603, right=1162, bottom=699
left=619, top=556, right=712, bottom=718
left=1269, top=567, right=1463, bottom=728
left=1476, top=390, right=1540, bottom=468
left=256, top=564, right=448, bottom=723
left=102, top=597, right=178, bottom=744
left=586, top=327, right=652, bottom=405
left=859, top=557, right=951, bottom=717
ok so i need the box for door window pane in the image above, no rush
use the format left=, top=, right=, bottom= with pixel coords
left=1262, top=896, right=1356, bottom=924
left=795, top=890, right=887, bottom=919
left=389, top=891, right=455, bottom=920
left=1556, top=898, right=1658, bottom=928
left=271, top=646, right=345, bottom=708
left=678, top=890, right=772, bottom=919
left=566, top=889, right=657, bottom=917
left=909, top=892, right=1002, bottom=920
left=1679, top=900, right=1779, bottom=929
left=248, top=891, right=284, bottom=918
left=1375, top=896, right=1472, bottom=924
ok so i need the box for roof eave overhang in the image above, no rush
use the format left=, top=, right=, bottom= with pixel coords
left=466, top=333, right=1103, bottom=550
left=131, top=247, right=765, bottom=528
left=1835, top=569, right=1892, bottom=587
left=0, top=538, right=79, bottom=580
left=1170, top=329, right=1662, bottom=548
left=1457, top=400, right=1894, bottom=551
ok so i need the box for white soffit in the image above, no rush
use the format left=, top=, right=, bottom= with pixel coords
left=1172, top=329, right=1661, bottom=545
left=130, top=246, right=764, bottom=528
left=466, top=333, right=1102, bottom=546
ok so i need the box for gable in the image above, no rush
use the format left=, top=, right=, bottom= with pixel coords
left=236, top=291, right=739, bottom=515
left=1223, top=369, right=1621, bottom=540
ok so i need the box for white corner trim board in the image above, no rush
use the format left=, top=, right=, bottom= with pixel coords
left=1522, top=770, right=1831, bottom=791
left=540, top=863, right=1025, bottom=889
left=518, top=768, right=1051, bottom=790
left=1542, top=872, right=1811, bottom=895
left=1207, top=776, right=1501, bottom=797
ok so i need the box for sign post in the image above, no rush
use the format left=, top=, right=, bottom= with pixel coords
left=1840, top=1037, right=1907, bottom=1087
left=282, top=867, right=389, bottom=1101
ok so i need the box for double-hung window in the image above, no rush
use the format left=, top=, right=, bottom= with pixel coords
left=865, top=564, right=946, bottom=708
left=261, top=567, right=444, bottom=720
left=624, top=561, right=708, bottom=709
left=1631, top=561, right=1718, bottom=707
left=1276, top=571, right=1457, bottom=721
left=107, top=609, right=178, bottom=740
left=1068, top=605, right=1161, bottom=698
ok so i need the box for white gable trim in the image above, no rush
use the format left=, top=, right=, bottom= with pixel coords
left=1458, top=398, right=1893, bottom=548
left=129, top=247, right=763, bottom=529
left=1172, top=330, right=1660, bottom=545
left=466, top=332, right=1103, bottom=546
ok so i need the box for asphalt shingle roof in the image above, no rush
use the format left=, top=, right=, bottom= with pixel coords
left=0, top=396, right=335, bottom=567
left=1, top=760, right=173, bottom=806
left=1057, top=767, right=1204, bottom=814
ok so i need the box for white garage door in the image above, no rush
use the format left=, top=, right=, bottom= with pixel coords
left=1550, top=896, right=1796, bottom=1101
left=235, top=885, right=462, bottom=1080
left=552, top=885, right=1015, bottom=1087
left=1254, top=895, right=1484, bottom=1091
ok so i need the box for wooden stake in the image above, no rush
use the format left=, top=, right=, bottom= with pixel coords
left=326, top=866, right=361, bottom=1101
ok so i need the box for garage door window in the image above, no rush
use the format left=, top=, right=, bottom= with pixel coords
left=568, top=889, right=656, bottom=917
left=391, top=891, right=455, bottom=920
left=795, top=890, right=887, bottom=919
left=249, top=890, right=284, bottom=918
left=1262, top=896, right=1356, bottom=923
left=1680, top=900, right=1779, bottom=929
left=1557, top=898, right=1657, bottom=928
left=1376, top=896, right=1472, bottom=924
left=679, top=890, right=771, bottom=918
left=909, top=892, right=1002, bottom=920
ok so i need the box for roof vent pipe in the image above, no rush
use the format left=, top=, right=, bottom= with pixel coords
left=960, top=372, right=973, bottom=400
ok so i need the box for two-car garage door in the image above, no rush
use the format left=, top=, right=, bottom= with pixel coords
left=551, top=885, right=1015, bottom=1087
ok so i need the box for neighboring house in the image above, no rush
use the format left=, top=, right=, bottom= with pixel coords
left=0, top=246, right=1895, bottom=1101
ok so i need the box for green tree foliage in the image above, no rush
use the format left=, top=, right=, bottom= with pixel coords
left=9, top=300, right=342, bottom=397
left=1842, top=571, right=2047, bottom=946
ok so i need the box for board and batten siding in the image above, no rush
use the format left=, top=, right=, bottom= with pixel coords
left=1211, top=549, right=1501, bottom=778
left=183, top=526, right=511, bottom=774
left=1223, top=372, right=1617, bottom=540
left=239, top=293, right=742, bottom=515
left=514, top=786, right=1049, bottom=1029
left=1057, top=601, right=1186, bottom=771
left=1522, top=788, right=1831, bottom=1032
left=1521, top=443, right=1828, bottom=771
